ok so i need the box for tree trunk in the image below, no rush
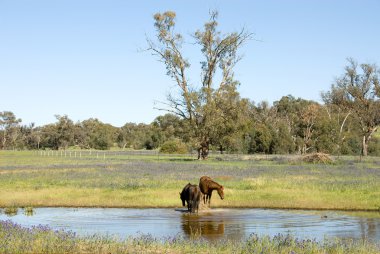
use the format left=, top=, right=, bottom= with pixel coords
left=197, top=140, right=210, bottom=160
left=362, top=127, right=378, bottom=157
left=362, top=136, right=368, bottom=157
left=1, top=131, right=6, bottom=149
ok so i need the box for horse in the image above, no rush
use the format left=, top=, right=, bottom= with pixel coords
left=180, top=183, right=191, bottom=209
left=180, top=183, right=201, bottom=213
left=199, top=176, right=224, bottom=206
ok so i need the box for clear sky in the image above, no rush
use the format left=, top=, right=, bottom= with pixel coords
left=1, top=0, right=379, bottom=127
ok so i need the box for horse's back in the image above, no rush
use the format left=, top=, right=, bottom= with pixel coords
left=189, top=184, right=201, bottom=198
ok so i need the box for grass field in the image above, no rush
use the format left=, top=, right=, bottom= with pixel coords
left=0, top=150, right=380, bottom=211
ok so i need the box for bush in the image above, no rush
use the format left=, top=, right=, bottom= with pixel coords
left=159, top=139, right=188, bottom=154
left=4, top=207, right=18, bottom=216
left=368, top=136, right=380, bottom=156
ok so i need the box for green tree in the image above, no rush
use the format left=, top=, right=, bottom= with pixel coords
left=250, top=123, right=273, bottom=154
left=271, top=121, right=295, bottom=154
left=0, top=111, right=22, bottom=149
left=274, top=96, right=324, bottom=154
left=322, top=59, right=380, bottom=156
left=152, top=114, right=190, bottom=144
left=54, top=115, right=75, bottom=149
left=82, top=118, right=116, bottom=150
left=147, top=11, right=251, bottom=159
left=118, top=122, right=157, bottom=150
left=208, top=83, right=252, bottom=153
left=19, top=123, right=41, bottom=150
left=40, top=115, right=75, bottom=150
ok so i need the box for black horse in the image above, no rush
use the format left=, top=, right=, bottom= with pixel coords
left=180, top=183, right=201, bottom=213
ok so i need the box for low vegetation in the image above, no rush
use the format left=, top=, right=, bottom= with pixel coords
left=0, top=220, right=379, bottom=254
left=159, top=139, right=189, bottom=154
left=3, top=207, right=18, bottom=216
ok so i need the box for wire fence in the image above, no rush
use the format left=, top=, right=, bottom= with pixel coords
left=35, top=149, right=308, bottom=162
left=36, top=149, right=197, bottom=160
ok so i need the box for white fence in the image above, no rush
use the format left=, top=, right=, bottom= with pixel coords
left=36, top=149, right=306, bottom=162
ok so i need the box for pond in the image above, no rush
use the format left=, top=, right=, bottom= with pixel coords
left=1, top=208, right=380, bottom=243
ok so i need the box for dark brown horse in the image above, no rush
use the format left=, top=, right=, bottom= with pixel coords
left=180, top=183, right=191, bottom=208
left=199, top=176, right=224, bottom=206
left=180, top=183, right=201, bottom=213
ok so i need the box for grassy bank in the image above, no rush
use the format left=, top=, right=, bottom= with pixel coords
left=0, top=150, right=380, bottom=211
left=0, top=220, right=378, bottom=254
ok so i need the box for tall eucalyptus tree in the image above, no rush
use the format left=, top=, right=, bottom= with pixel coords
left=147, top=11, right=252, bottom=159
left=322, top=59, right=380, bottom=156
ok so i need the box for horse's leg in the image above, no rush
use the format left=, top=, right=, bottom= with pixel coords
left=208, top=192, right=212, bottom=206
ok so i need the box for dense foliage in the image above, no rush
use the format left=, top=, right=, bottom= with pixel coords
left=0, top=95, right=379, bottom=155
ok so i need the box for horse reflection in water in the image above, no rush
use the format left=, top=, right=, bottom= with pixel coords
left=181, top=213, right=225, bottom=240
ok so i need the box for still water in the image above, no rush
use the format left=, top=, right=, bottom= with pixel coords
left=1, top=208, right=380, bottom=242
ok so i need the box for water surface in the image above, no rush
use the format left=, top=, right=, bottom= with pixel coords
left=1, top=208, right=380, bottom=242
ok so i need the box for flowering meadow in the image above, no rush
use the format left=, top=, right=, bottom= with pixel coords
left=1, top=219, right=379, bottom=254
left=1, top=151, right=380, bottom=253
left=0, top=151, right=379, bottom=210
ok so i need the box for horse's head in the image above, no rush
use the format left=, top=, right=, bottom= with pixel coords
left=217, top=186, right=225, bottom=200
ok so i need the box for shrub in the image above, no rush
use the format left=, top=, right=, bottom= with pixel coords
left=159, top=139, right=188, bottom=154
left=4, top=207, right=18, bottom=216
left=24, top=207, right=34, bottom=216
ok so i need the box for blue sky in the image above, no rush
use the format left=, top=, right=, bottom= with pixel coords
left=1, top=1, right=379, bottom=127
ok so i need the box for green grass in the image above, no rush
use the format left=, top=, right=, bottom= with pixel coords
left=0, top=150, right=380, bottom=210
left=1, top=220, right=379, bottom=254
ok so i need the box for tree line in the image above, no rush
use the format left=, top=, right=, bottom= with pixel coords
left=1, top=89, right=379, bottom=156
